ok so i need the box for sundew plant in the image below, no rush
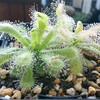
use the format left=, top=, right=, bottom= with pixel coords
left=0, top=1, right=100, bottom=89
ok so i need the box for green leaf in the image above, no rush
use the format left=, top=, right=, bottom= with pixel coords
left=52, top=47, right=78, bottom=59
left=34, top=56, right=46, bottom=75
left=0, top=54, right=13, bottom=65
left=80, top=43, right=100, bottom=51
left=42, top=54, right=65, bottom=77
left=11, top=67, right=19, bottom=76
left=75, top=21, right=83, bottom=34
left=20, top=66, right=34, bottom=89
left=39, top=31, right=54, bottom=50
left=56, top=3, right=64, bottom=17
left=0, top=47, right=20, bottom=53
left=0, top=47, right=19, bottom=65
left=35, top=12, right=48, bottom=27
left=35, top=12, right=48, bottom=44
left=38, top=21, right=46, bottom=44
left=15, top=51, right=33, bottom=66
left=47, top=36, right=61, bottom=46
left=0, top=23, right=30, bottom=47
left=41, top=54, right=53, bottom=63
left=47, top=58, right=65, bottom=77
left=38, top=19, right=46, bottom=32
left=46, top=47, right=83, bottom=74
left=30, top=29, right=38, bottom=48
left=70, top=58, right=83, bottom=74
left=35, top=65, right=45, bottom=75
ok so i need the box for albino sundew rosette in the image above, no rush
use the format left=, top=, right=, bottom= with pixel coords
left=56, top=3, right=75, bottom=32
left=85, top=24, right=100, bottom=44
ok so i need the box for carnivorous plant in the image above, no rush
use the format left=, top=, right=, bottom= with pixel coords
left=0, top=2, right=100, bottom=89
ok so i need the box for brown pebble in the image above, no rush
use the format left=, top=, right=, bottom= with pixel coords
left=1, top=76, right=6, bottom=79
left=87, top=60, right=97, bottom=68
left=96, top=67, right=100, bottom=72
left=0, top=89, right=3, bottom=94
left=88, top=86, right=96, bottom=95
left=88, top=81, right=100, bottom=89
left=96, top=79, right=100, bottom=85
left=66, top=74, right=77, bottom=82
left=58, top=88, right=63, bottom=94
left=82, top=77, right=87, bottom=82
left=1, top=88, right=13, bottom=96
left=81, top=92, right=88, bottom=95
left=0, top=68, right=9, bottom=79
left=48, top=89, right=57, bottom=96
left=0, top=86, right=6, bottom=94
left=0, top=68, right=9, bottom=75
left=98, top=73, right=100, bottom=77
left=12, top=90, right=21, bottom=100
left=34, top=86, right=42, bottom=94
left=21, top=88, right=29, bottom=95
left=74, top=78, right=82, bottom=91
left=77, top=73, right=84, bottom=78
left=53, top=78, right=60, bottom=84
left=97, top=60, right=100, bottom=63
left=96, top=75, right=99, bottom=79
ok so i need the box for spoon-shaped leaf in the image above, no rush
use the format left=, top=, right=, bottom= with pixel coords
left=20, top=66, right=34, bottom=89
left=0, top=47, right=20, bottom=65
left=70, top=58, right=83, bottom=74
left=52, top=47, right=79, bottom=59
left=38, top=31, right=54, bottom=51
left=0, top=23, right=30, bottom=47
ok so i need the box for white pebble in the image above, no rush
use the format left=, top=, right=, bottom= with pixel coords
left=97, top=79, right=100, bottom=84
left=91, top=71, right=99, bottom=75
left=66, top=88, right=76, bottom=96
left=82, top=88, right=87, bottom=92
left=1, top=86, right=6, bottom=89
left=54, top=84, right=60, bottom=91
left=5, top=95, right=11, bottom=99
left=88, top=96, right=96, bottom=99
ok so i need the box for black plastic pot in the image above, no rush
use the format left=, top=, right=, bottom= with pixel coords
left=37, top=94, right=88, bottom=100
